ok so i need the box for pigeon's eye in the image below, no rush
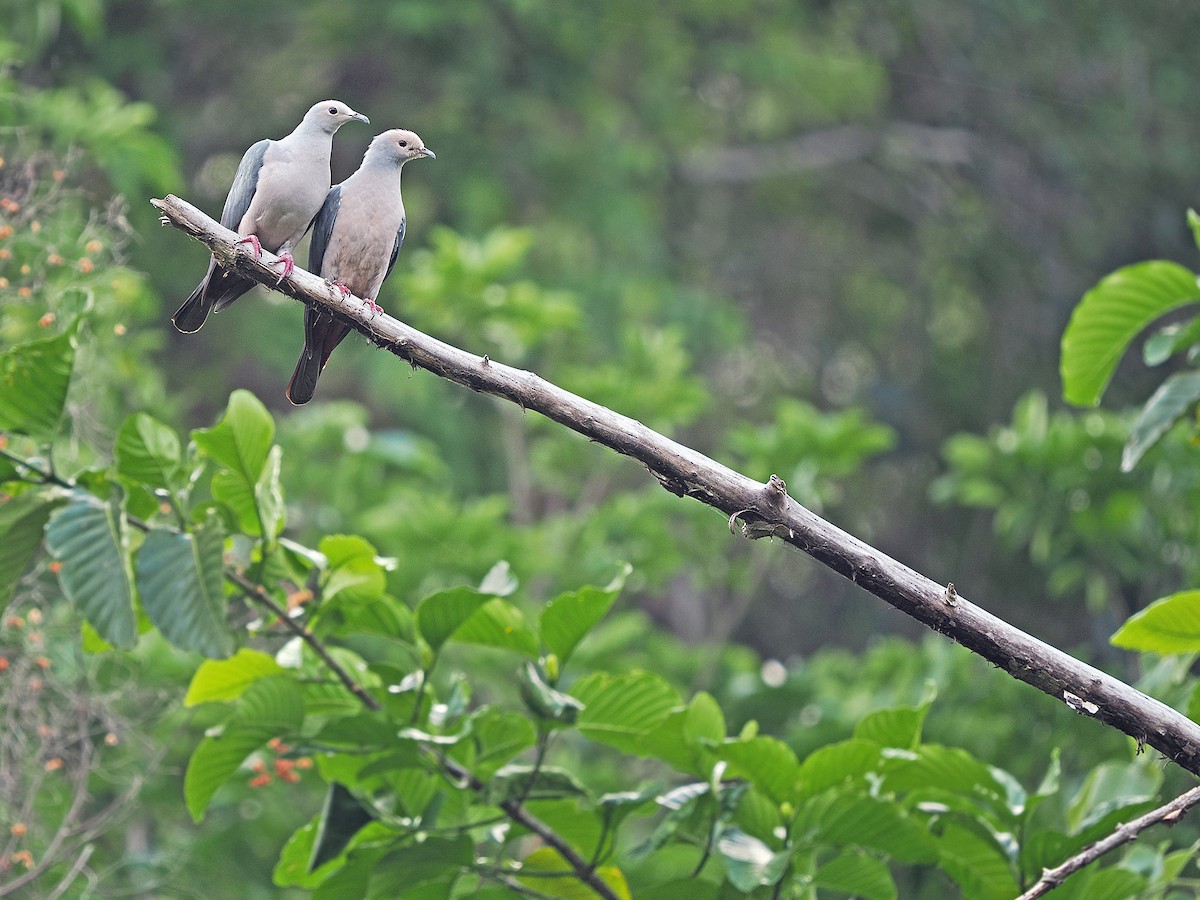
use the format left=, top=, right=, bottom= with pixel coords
left=328, top=106, right=338, bottom=115
left=398, top=140, right=408, bottom=148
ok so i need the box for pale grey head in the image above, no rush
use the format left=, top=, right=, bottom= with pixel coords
left=363, top=128, right=436, bottom=167
left=302, top=100, right=370, bottom=134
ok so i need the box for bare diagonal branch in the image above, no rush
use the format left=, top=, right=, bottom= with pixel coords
left=153, top=193, right=1200, bottom=780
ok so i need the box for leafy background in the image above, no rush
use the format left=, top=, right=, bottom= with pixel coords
left=5, top=1, right=1200, bottom=896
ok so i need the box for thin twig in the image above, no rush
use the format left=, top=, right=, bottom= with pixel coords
left=152, top=193, right=1200, bottom=778
left=1017, top=785, right=1200, bottom=899
left=224, top=570, right=381, bottom=712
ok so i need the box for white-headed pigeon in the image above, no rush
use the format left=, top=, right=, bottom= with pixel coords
left=172, top=100, right=369, bottom=333
left=286, top=128, right=435, bottom=405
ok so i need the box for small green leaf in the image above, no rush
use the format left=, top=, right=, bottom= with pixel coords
left=814, top=851, right=896, bottom=900
left=1121, top=371, right=1200, bottom=471
left=184, top=676, right=304, bottom=821
left=136, top=515, right=233, bottom=658
left=797, top=740, right=881, bottom=797
left=185, top=649, right=286, bottom=706
left=416, top=585, right=492, bottom=652
left=0, top=324, right=76, bottom=439
left=114, top=412, right=182, bottom=491
left=453, top=598, right=539, bottom=656
left=1067, top=761, right=1160, bottom=835
left=0, top=488, right=65, bottom=611
left=471, top=709, right=537, bottom=778
left=310, top=783, right=373, bottom=872
left=572, top=670, right=679, bottom=754
left=320, top=534, right=386, bottom=603
left=716, top=827, right=791, bottom=891
left=517, top=846, right=631, bottom=900
left=854, top=702, right=928, bottom=749
left=799, top=793, right=938, bottom=864
left=935, top=821, right=1021, bottom=899
left=45, top=494, right=136, bottom=648
left=255, top=444, right=286, bottom=539
left=520, top=660, right=585, bottom=723
left=1112, top=590, right=1200, bottom=653
left=683, top=691, right=725, bottom=746
left=540, top=563, right=629, bottom=666
left=1143, top=315, right=1200, bottom=366
left=1062, top=261, right=1200, bottom=407
left=484, top=765, right=590, bottom=805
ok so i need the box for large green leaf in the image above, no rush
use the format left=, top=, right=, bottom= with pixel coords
left=0, top=324, right=76, bottom=439
left=934, top=822, right=1020, bottom=900
left=185, top=676, right=304, bottom=821
left=814, top=851, right=897, bottom=900
left=255, top=444, right=286, bottom=539
left=1061, top=261, right=1200, bottom=407
left=192, top=389, right=275, bottom=482
left=114, top=412, right=182, bottom=491
left=797, top=740, right=881, bottom=798
left=415, top=586, right=492, bottom=652
left=0, top=488, right=65, bottom=610
left=320, top=534, right=386, bottom=604
left=136, top=515, right=233, bottom=658
left=470, top=708, right=538, bottom=778
left=185, top=649, right=286, bottom=706
left=539, top=563, right=629, bottom=665
left=45, top=494, right=136, bottom=648
left=572, top=670, right=679, bottom=754
left=715, top=827, right=791, bottom=891
left=1121, top=371, right=1200, bottom=471
left=718, top=736, right=802, bottom=805
left=853, top=702, right=928, bottom=750
left=1111, top=590, right=1200, bottom=653
left=798, top=793, right=937, bottom=865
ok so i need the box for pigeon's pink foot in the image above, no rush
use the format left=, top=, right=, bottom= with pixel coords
left=272, top=251, right=295, bottom=285
left=235, top=234, right=263, bottom=257
left=329, top=280, right=353, bottom=298
left=363, top=297, right=384, bottom=316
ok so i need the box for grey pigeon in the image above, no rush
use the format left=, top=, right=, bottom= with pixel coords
left=286, top=128, right=435, bottom=405
left=172, top=100, right=369, bottom=333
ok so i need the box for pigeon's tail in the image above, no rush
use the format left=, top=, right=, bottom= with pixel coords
left=286, top=309, right=350, bottom=405
left=285, top=348, right=322, bottom=406
left=209, top=269, right=256, bottom=314
left=171, top=280, right=213, bottom=333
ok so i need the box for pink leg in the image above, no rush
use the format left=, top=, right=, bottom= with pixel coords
left=363, top=297, right=383, bottom=315
left=235, top=234, right=263, bottom=257
left=272, top=251, right=295, bottom=284
left=329, top=280, right=353, bottom=298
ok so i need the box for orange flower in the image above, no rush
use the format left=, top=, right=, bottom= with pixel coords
left=0, top=658, right=8, bottom=673
left=38, top=312, right=54, bottom=327
left=0, top=226, right=12, bottom=239
left=12, top=850, right=32, bottom=869
left=48, top=561, right=62, bottom=574
left=77, top=257, right=93, bottom=273
left=44, top=757, right=63, bottom=772
left=104, top=732, right=118, bottom=746
left=249, top=773, right=272, bottom=788
left=26, top=608, right=42, bottom=625
left=10, top=823, right=26, bottom=837
left=34, top=656, right=50, bottom=670
left=17, top=287, right=31, bottom=299
left=47, top=254, right=64, bottom=266
left=279, top=769, right=301, bottom=784
left=296, top=757, right=313, bottom=769
left=5, top=616, right=24, bottom=628
left=86, top=240, right=102, bottom=254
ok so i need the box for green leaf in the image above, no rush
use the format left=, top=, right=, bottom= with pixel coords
left=1143, top=315, right=1200, bottom=366
left=540, top=563, right=629, bottom=665
left=716, top=827, right=791, bottom=891
left=1188, top=208, right=1200, bottom=251
left=114, top=412, right=182, bottom=491
left=1121, top=371, right=1200, bottom=471
left=471, top=708, right=538, bottom=778
left=184, top=676, right=304, bottom=821
left=1062, top=867, right=1147, bottom=900
left=797, top=740, right=881, bottom=798
left=45, top=494, right=136, bottom=648
left=484, top=765, right=591, bottom=805
left=364, top=836, right=474, bottom=897
left=1062, top=261, right=1200, bottom=407
left=814, top=851, right=897, bottom=900
left=683, top=691, right=725, bottom=745
left=255, top=444, right=286, bottom=540
left=854, top=703, right=928, bottom=749
left=452, top=598, right=539, bottom=656
left=0, top=488, right=64, bottom=610
left=0, top=324, right=76, bottom=439
left=572, top=670, right=679, bottom=754
left=517, top=846, right=631, bottom=900
left=310, top=783, right=373, bottom=872
left=320, top=534, right=386, bottom=604
left=416, top=586, right=492, bottom=652
left=185, top=649, right=286, bottom=706
left=638, top=880, right=719, bottom=900
left=718, top=736, right=801, bottom=805
left=1067, top=761, right=1159, bottom=835
left=934, top=822, right=1020, bottom=900
left=1112, top=590, right=1200, bottom=653
left=798, top=793, right=937, bottom=864
left=519, top=661, right=585, bottom=723
left=192, top=389, right=275, bottom=483
left=136, top=515, right=233, bottom=658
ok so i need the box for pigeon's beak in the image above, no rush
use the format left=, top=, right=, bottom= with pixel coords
left=419, top=147, right=436, bottom=160
left=353, top=112, right=370, bottom=125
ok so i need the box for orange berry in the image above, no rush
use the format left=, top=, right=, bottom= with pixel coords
left=47, top=254, right=63, bottom=266
left=29, top=221, right=39, bottom=233
left=251, top=759, right=267, bottom=774
left=295, top=757, right=313, bottom=769
left=12, top=850, right=32, bottom=868
left=48, top=560, right=62, bottom=574
left=114, top=323, right=127, bottom=336
left=286, top=588, right=312, bottom=609
left=17, top=287, right=31, bottom=298
left=44, top=757, right=62, bottom=772
left=34, top=656, right=50, bottom=669
left=6, top=616, right=24, bottom=628
left=104, top=732, right=118, bottom=746
left=77, top=258, right=93, bottom=273
left=26, top=609, right=42, bottom=625
left=249, top=773, right=271, bottom=788
left=10, top=823, right=26, bottom=837
left=28, top=677, right=42, bottom=691
left=85, top=240, right=102, bottom=254
left=0, top=658, right=8, bottom=673
left=273, top=758, right=295, bottom=776
left=279, top=769, right=301, bottom=784
left=53, top=170, right=64, bottom=181
left=0, top=277, right=8, bottom=286
left=0, top=226, right=11, bottom=239
left=38, top=313, right=54, bottom=327
left=0, top=249, right=9, bottom=259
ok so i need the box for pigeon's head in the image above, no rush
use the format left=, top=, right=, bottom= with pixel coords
left=306, top=100, right=370, bottom=133
left=365, top=129, right=436, bottom=167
